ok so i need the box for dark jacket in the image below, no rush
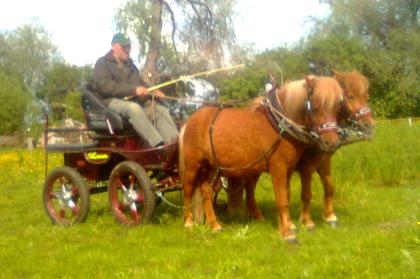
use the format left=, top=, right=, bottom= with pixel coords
left=90, top=51, right=146, bottom=105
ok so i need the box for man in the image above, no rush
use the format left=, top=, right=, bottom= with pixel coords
left=90, top=33, right=179, bottom=147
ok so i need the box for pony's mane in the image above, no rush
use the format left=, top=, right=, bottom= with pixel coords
left=314, top=77, right=343, bottom=109
left=248, top=96, right=265, bottom=111
left=280, top=77, right=342, bottom=121
left=280, top=80, right=308, bottom=120
left=342, top=71, right=369, bottom=98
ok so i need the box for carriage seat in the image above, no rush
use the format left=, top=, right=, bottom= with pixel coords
left=81, top=90, right=132, bottom=135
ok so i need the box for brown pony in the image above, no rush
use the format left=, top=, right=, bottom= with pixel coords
left=225, top=69, right=374, bottom=229
left=179, top=76, right=343, bottom=241
left=298, top=69, right=374, bottom=228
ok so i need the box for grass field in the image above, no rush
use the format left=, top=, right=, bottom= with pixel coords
left=0, top=120, right=419, bottom=278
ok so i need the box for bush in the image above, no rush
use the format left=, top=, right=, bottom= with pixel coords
left=64, top=91, right=84, bottom=122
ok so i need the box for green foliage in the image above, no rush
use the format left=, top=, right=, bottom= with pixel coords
left=219, top=0, right=419, bottom=118
left=217, top=47, right=307, bottom=100
left=0, top=21, right=63, bottom=131
left=64, top=91, right=84, bottom=122
left=303, top=33, right=367, bottom=75
left=0, top=22, right=93, bottom=129
left=0, top=21, right=59, bottom=93
left=316, top=0, right=420, bottom=117
left=0, top=70, right=29, bottom=134
left=38, top=62, right=92, bottom=122
left=218, top=66, right=266, bottom=100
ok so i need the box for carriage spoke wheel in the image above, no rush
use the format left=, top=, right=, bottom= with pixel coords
left=43, top=167, right=90, bottom=225
left=108, top=161, right=155, bottom=226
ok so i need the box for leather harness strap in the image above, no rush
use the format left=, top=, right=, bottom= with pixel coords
left=208, top=108, right=281, bottom=185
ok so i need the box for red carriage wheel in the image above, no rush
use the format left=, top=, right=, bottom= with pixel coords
left=43, top=167, right=90, bottom=225
left=108, top=161, right=155, bottom=226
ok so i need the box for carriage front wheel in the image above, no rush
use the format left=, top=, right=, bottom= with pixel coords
left=43, top=166, right=90, bottom=225
left=108, top=161, right=156, bottom=226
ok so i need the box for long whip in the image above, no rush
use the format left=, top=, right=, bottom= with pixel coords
left=124, top=64, right=245, bottom=101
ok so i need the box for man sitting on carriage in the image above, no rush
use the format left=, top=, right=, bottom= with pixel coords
left=89, top=33, right=179, bottom=148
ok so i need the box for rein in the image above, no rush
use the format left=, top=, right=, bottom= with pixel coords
left=128, top=92, right=247, bottom=107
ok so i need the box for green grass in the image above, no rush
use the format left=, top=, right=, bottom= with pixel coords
left=0, top=120, right=419, bottom=278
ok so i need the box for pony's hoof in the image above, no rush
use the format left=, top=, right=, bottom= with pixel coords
left=327, top=220, right=338, bottom=227
left=254, top=216, right=265, bottom=222
left=325, top=214, right=338, bottom=227
left=288, top=223, right=297, bottom=232
left=305, top=223, right=316, bottom=231
left=208, top=221, right=222, bottom=232
left=299, top=219, right=316, bottom=231
left=282, top=229, right=297, bottom=243
left=212, top=226, right=223, bottom=233
left=285, top=236, right=299, bottom=245
left=184, top=220, right=194, bottom=228
left=251, top=212, right=265, bottom=221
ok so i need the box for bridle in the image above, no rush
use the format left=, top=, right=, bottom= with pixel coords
left=303, top=86, right=340, bottom=138
left=339, top=93, right=372, bottom=130
left=263, top=86, right=340, bottom=146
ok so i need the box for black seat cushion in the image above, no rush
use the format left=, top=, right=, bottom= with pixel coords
left=81, top=90, right=132, bottom=134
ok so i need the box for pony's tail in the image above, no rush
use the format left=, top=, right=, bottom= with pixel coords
left=178, top=124, right=186, bottom=180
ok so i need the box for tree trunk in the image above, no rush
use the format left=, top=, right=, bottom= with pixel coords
left=142, top=0, right=162, bottom=85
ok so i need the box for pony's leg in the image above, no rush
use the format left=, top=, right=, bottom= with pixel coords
left=212, top=178, right=226, bottom=210
left=317, top=159, right=338, bottom=226
left=200, top=171, right=222, bottom=231
left=271, top=171, right=296, bottom=242
left=244, top=175, right=264, bottom=220
left=183, top=166, right=200, bottom=228
left=286, top=171, right=296, bottom=230
left=227, top=177, right=245, bottom=216
left=299, top=169, right=316, bottom=229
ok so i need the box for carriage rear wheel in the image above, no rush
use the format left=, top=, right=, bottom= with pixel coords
left=43, top=167, right=90, bottom=225
left=108, top=161, right=156, bottom=226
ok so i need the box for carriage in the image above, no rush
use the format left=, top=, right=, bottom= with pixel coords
left=42, top=70, right=374, bottom=242
left=43, top=89, right=183, bottom=226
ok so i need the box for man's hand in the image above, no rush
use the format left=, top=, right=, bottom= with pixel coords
left=135, top=86, right=149, bottom=96
left=152, top=90, right=165, bottom=99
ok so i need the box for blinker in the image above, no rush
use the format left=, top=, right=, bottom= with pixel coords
left=306, top=100, right=311, bottom=111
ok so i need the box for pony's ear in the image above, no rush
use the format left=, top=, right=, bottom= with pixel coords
left=305, top=76, right=315, bottom=89
left=332, top=70, right=345, bottom=86
left=332, top=69, right=339, bottom=76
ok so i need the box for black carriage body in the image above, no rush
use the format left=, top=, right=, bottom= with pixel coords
left=58, top=135, right=179, bottom=182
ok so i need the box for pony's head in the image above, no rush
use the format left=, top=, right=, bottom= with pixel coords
left=333, top=69, right=375, bottom=136
left=279, top=76, right=342, bottom=152
left=303, top=76, right=343, bottom=151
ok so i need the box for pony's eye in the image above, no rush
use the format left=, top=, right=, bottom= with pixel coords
left=347, top=95, right=354, bottom=100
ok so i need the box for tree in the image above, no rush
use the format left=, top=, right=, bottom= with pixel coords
left=0, top=22, right=64, bottom=132
left=115, top=0, right=237, bottom=84
left=0, top=21, right=59, bottom=93
left=38, top=62, right=91, bottom=122
left=0, top=69, right=29, bottom=134
left=316, top=0, right=420, bottom=117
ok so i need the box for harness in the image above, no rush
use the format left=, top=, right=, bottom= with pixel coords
left=207, top=86, right=340, bottom=184
left=264, top=88, right=319, bottom=144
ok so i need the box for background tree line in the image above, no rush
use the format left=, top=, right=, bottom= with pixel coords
left=0, top=0, right=418, bottom=138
